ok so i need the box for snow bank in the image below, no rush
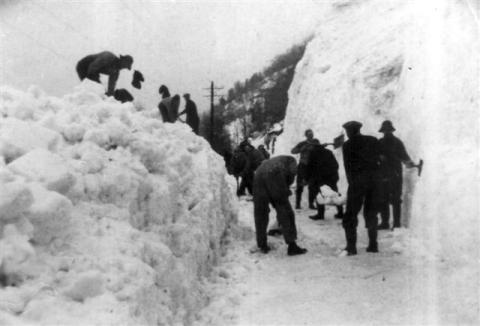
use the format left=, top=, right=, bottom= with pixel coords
left=0, top=80, right=238, bottom=325
left=277, top=0, right=479, bottom=262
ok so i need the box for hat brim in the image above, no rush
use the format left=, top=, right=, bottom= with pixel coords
left=379, top=126, right=396, bottom=132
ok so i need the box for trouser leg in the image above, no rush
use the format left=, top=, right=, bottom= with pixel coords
left=295, top=188, right=302, bottom=209
left=316, top=204, right=325, bottom=219
left=343, top=178, right=365, bottom=253
left=274, top=201, right=297, bottom=244
left=391, top=176, right=403, bottom=228
left=392, top=203, right=401, bottom=228
left=308, top=182, right=317, bottom=208
left=238, top=177, right=247, bottom=196
left=336, top=205, right=344, bottom=218
left=253, top=195, right=270, bottom=249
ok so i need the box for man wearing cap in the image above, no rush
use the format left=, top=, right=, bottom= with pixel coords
left=291, top=129, right=319, bottom=209
left=76, top=51, right=134, bottom=96
left=341, top=121, right=381, bottom=255
left=253, top=155, right=307, bottom=256
left=179, top=94, right=200, bottom=134
left=377, top=120, right=414, bottom=229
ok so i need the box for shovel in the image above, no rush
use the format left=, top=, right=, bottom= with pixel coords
left=322, top=134, right=345, bottom=149
left=412, top=159, right=424, bottom=177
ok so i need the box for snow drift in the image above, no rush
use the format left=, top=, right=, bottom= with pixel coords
left=277, top=0, right=479, bottom=261
left=0, top=81, right=238, bottom=325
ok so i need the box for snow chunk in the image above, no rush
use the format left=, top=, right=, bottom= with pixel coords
left=0, top=180, right=33, bottom=223
left=8, top=149, right=76, bottom=195
left=0, top=118, right=60, bottom=162
left=0, top=225, right=35, bottom=286
left=26, top=183, right=72, bottom=245
left=62, top=271, right=104, bottom=302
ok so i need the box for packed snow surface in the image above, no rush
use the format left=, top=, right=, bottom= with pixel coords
left=0, top=81, right=238, bottom=325
left=277, top=0, right=480, bottom=262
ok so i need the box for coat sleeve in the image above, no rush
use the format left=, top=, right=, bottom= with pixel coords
left=291, top=141, right=305, bottom=154
left=396, top=139, right=412, bottom=163
left=343, top=143, right=352, bottom=184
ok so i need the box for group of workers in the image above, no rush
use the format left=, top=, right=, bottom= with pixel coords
left=250, top=120, right=415, bottom=256
left=75, top=52, right=416, bottom=258
left=76, top=51, right=199, bottom=134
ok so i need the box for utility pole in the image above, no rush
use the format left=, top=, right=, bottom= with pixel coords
left=203, top=81, right=224, bottom=144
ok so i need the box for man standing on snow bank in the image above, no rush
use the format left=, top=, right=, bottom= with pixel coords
left=178, top=93, right=199, bottom=134
left=291, top=129, right=319, bottom=210
left=253, top=155, right=307, bottom=256
left=341, top=121, right=381, bottom=256
left=377, top=120, right=414, bottom=229
left=76, top=51, right=133, bottom=96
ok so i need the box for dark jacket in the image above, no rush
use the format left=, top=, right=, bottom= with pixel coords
left=242, top=148, right=265, bottom=177
left=230, top=149, right=247, bottom=178
left=378, top=134, right=411, bottom=178
left=254, top=156, right=297, bottom=201
left=291, top=139, right=319, bottom=165
left=343, top=134, right=380, bottom=183
left=306, top=145, right=339, bottom=184
left=76, top=51, right=121, bottom=82
left=179, top=99, right=199, bottom=133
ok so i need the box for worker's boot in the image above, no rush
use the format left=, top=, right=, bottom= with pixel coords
left=366, top=228, right=379, bottom=253
left=344, top=228, right=357, bottom=255
left=259, top=245, right=271, bottom=254
left=392, top=203, right=401, bottom=228
left=309, top=204, right=325, bottom=220
left=295, top=190, right=302, bottom=209
left=287, top=242, right=308, bottom=256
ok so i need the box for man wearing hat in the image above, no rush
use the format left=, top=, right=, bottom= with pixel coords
left=377, top=120, right=414, bottom=229
left=341, top=121, right=381, bottom=255
left=179, top=93, right=200, bottom=134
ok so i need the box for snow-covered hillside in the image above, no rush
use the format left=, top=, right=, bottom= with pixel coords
left=277, top=0, right=479, bottom=261
left=0, top=81, right=238, bottom=325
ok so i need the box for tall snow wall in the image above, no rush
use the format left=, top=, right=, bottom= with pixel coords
left=0, top=81, right=238, bottom=325
left=277, top=0, right=479, bottom=262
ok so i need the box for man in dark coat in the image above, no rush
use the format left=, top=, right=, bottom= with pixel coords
left=230, top=148, right=248, bottom=196
left=291, top=129, right=319, bottom=209
left=342, top=121, right=381, bottom=255
left=179, top=93, right=200, bottom=134
left=76, top=51, right=133, bottom=96
left=253, top=155, right=307, bottom=256
left=239, top=141, right=266, bottom=195
left=306, top=143, right=344, bottom=220
left=377, top=120, right=414, bottom=229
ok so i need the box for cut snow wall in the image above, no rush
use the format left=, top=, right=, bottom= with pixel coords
left=277, top=0, right=479, bottom=262
left=0, top=81, right=238, bottom=325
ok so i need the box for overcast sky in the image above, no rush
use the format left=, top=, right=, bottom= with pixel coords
left=0, top=0, right=327, bottom=111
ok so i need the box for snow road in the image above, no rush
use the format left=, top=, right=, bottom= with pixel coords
left=198, top=197, right=478, bottom=326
